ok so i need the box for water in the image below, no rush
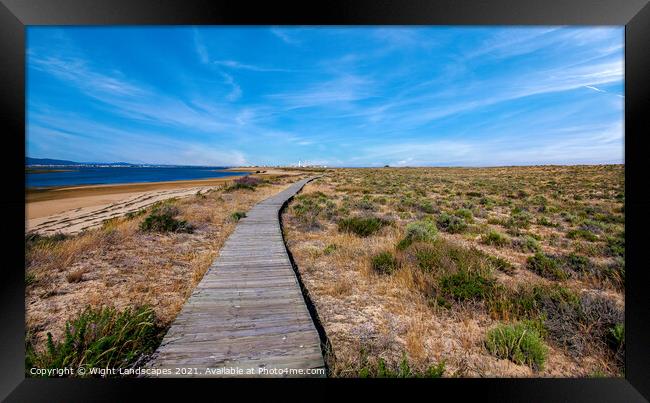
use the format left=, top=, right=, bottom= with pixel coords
left=26, top=166, right=251, bottom=188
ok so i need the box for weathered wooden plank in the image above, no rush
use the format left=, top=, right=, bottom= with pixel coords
left=146, top=177, right=325, bottom=377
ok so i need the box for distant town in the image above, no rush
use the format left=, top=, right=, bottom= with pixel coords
left=27, top=157, right=328, bottom=169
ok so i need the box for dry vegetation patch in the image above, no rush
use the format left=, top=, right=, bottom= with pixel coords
left=25, top=174, right=305, bottom=360
left=283, top=166, right=624, bottom=377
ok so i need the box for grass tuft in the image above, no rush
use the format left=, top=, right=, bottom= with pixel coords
left=481, top=230, right=510, bottom=247
left=358, top=352, right=445, bottom=378
left=338, top=216, right=388, bottom=237
left=26, top=306, right=164, bottom=377
left=485, top=322, right=548, bottom=371
left=526, top=252, right=567, bottom=280
left=398, top=219, right=438, bottom=249
left=139, top=204, right=194, bottom=233
left=371, top=251, right=399, bottom=275
left=439, top=270, right=496, bottom=301
left=230, top=211, right=247, bottom=222
left=436, top=212, right=468, bottom=233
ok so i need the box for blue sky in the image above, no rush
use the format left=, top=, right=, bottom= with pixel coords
left=26, top=26, right=624, bottom=167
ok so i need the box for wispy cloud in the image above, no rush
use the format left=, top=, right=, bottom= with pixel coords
left=214, top=60, right=292, bottom=72
left=268, top=74, right=374, bottom=109
left=270, top=27, right=301, bottom=45
left=220, top=72, right=242, bottom=101
left=27, top=110, right=249, bottom=166
left=27, top=26, right=624, bottom=166
left=584, top=84, right=624, bottom=98
left=30, top=55, right=148, bottom=98
left=193, top=28, right=210, bottom=64
left=355, top=121, right=623, bottom=167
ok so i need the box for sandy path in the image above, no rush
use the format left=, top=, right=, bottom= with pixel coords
left=27, top=186, right=216, bottom=235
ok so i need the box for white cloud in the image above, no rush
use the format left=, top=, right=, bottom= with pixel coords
left=352, top=121, right=624, bottom=167
left=213, top=60, right=292, bottom=72
left=220, top=72, right=242, bottom=101
left=270, top=27, right=300, bottom=45
left=193, top=28, right=210, bottom=63
left=27, top=111, right=249, bottom=166
left=268, top=74, right=374, bottom=109
left=584, top=85, right=624, bottom=98
left=30, top=55, right=148, bottom=98
left=27, top=26, right=625, bottom=167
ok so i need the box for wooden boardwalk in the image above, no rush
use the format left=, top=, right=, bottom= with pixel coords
left=147, top=177, right=325, bottom=377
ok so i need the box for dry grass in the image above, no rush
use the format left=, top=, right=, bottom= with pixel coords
left=25, top=174, right=306, bottom=351
left=282, top=166, right=624, bottom=377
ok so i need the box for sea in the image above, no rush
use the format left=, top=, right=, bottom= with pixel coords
left=26, top=166, right=251, bottom=188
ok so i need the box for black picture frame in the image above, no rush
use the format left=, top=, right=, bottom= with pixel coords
left=1, top=0, right=649, bottom=401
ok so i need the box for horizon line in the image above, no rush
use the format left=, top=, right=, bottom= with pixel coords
left=26, top=156, right=624, bottom=169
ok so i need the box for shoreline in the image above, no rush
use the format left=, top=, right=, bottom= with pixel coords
left=25, top=168, right=307, bottom=225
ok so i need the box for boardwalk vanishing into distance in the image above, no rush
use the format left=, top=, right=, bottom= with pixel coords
left=147, top=177, right=326, bottom=377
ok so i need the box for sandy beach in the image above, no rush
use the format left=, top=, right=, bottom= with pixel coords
left=26, top=169, right=309, bottom=235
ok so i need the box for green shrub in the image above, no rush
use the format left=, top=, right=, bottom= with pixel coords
left=536, top=216, right=558, bottom=227
left=520, top=317, right=549, bottom=340
left=481, top=198, right=496, bottom=208
left=454, top=208, right=474, bottom=222
left=406, top=219, right=438, bottom=241
left=507, top=211, right=532, bottom=231
left=26, top=306, right=164, bottom=377
left=487, top=255, right=515, bottom=275
left=418, top=200, right=436, bottom=214
left=607, top=323, right=625, bottom=351
left=566, top=229, right=598, bottom=242
left=355, top=198, right=377, bottom=211
left=371, top=251, right=398, bottom=275
left=292, top=192, right=337, bottom=228
left=488, top=283, right=581, bottom=323
left=512, top=235, right=540, bottom=252
left=561, top=253, right=592, bottom=274
left=421, top=361, right=446, bottom=378
left=396, top=237, right=413, bottom=251
left=410, top=238, right=499, bottom=278
left=440, top=270, right=496, bottom=301
left=485, top=322, right=548, bottom=370
left=139, top=205, right=193, bottom=233
left=323, top=244, right=338, bottom=255
left=225, top=176, right=262, bottom=191
left=606, top=235, right=625, bottom=258
left=526, top=253, right=567, bottom=280
left=482, top=230, right=510, bottom=247
left=436, top=212, right=468, bottom=233
left=338, top=216, right=387, bottom=237
left=413, top=245, right=441, bottom=272
left=358, top=353, right=445, bottom=378
left=230, top=211, right=247, bottom=222
left=293, top=201, right=323, bottom=227
left=398, top=219, right=438, bottom=249
left=487, top=217, right=507, bottom=226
